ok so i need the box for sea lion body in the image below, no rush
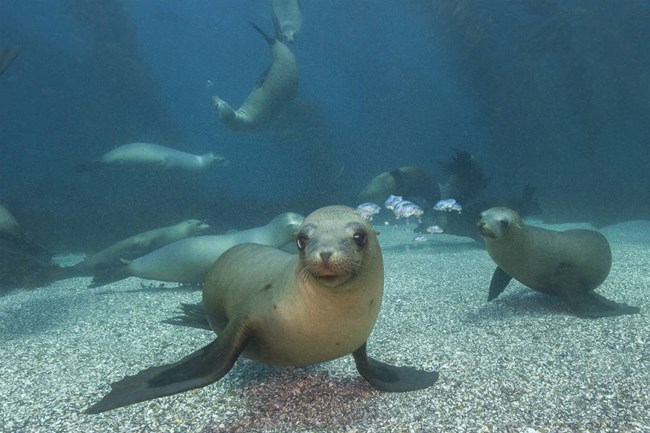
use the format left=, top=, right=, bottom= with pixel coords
left=477, top=207, right=639, bottom=317
left=272, top=0, right=303, bottom=42
left=358, top=166, right=440, bottom=207
left=203, top=207, right=382, bottom=365
left=212, top=24, right=298, bottom=132
left=69, top=219, right=211, bottom=277
left=78, top=142, right=227, bottom=172
left=0, top=46, right=18, bottom=76
left=90, top=212, right=304, bottom=286
left=86, top=205, right=437, bottom=413
left=0, top=204, right=21, bottom=238
left=0, top=203, right=48, bottom=257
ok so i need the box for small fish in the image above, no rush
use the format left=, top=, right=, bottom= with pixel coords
left=384, top=194, right=403, bottom=210
left=356, top=202, right=381, bottom=220
left=426, top=225, right=444, bottom=234
left=393, top=200, right=423, bottom=220
left=433, top=199, right=462, bottom=213
left=411, top=236, right=427, bottom=243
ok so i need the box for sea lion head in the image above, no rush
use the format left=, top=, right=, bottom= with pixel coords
left=181, top=219, right=212, bottom=234
left=203, top=152, right=229, bottom=168
left=477, top=207, right=523, bottom=240
left=295, top=206, right=379, bottom=289
left=268, top=212, right=304, bottom=240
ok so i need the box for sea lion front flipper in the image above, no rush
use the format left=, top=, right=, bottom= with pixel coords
left=85, top=318, right=249, bottom=414
left=561, top=291, right=640, bottom=319
left=352, top=342, right=438, bottom=392
left=488, top=266, right=512, bottom=301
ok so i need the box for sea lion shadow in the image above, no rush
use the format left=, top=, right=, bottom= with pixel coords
left=466, top=291, right=572, bottom=322
left=214, top=362, right=377, bottom=431
left=0, top=295, right=78, bottom=341
left=94, top=282, right=201, bottom=296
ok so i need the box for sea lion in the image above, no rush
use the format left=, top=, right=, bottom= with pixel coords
left=477, top=207, right=640, bottom=318
left=272, top=0, right=303, bottom=42
left=0, top=46, right=18, bottom=76
left=66, top=219, right=211, bottom=278
left=358, top=166, right=440, bottom=208
left=0, top=203, right=48, bottom=257
left=0, top=204, right=21, bottom=239
left=75, top=142, right=228, bottom=172
left=212, top=23, right=298, bottom=132
left=437, top=149, right=489, bottom=203
left=90, top=212, right=304, bottom=286
left=85, top=205, right=438, bottom=413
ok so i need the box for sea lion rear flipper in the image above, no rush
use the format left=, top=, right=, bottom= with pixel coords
left=88, top=262, right=130, bottom=288
left=488, top=267, right=512, bottom=301
left=561, top=291, right=640, bottom=319
left=85, top=318, right=249, bottom=414
left=352, top=342, right=438, bottom=392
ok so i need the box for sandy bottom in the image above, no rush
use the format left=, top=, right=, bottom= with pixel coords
left=1, top=219, right=649, bottom=433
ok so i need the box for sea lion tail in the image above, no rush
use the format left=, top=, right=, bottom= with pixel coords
left=249, top=21, right=275, bottom=45
left=88, top=262, right=130, bottom=288
left=161, top=302, right=211, bottom=330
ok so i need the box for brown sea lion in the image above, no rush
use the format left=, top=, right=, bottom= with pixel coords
left=212, top=23, right=298, bottom=132
left=477, top=207, right=639, bottom=318
left=358, top=166, right=440, bottom=207
left=86, top=205, right=437, bottom=413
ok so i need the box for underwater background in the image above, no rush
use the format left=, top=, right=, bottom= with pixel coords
left=1, top=0, right=648, bottom=253
left=1, top=2, right=650, bottom=432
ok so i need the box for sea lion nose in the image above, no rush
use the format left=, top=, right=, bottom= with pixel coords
left=320, top=251, right=332, bottom=266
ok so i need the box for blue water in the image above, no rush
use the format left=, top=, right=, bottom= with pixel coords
left=1, top=0, right=649, bottom=250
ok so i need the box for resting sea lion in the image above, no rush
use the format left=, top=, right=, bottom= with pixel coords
left=85, top=205, right=438, bottom=413
left=212, top=23, right=298, bottom=132
left=358, top=166, right=440, bottom=208
left=75, top=142, right=227, bottom=172
left=272, top=0, right=303, bottom=42
left=477, top=207, right=640, bottom=318
left=66, top=219, right=211, bottom=278
left=90, top=212, right=304, bottom=286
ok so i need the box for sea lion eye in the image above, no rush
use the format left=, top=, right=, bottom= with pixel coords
left=353, top=231, right=368, bottom=247
left=296, top=234, right=308, bottom=250
left=500, top=219, right=509, bottom=229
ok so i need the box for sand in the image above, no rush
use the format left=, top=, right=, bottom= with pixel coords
left=0, top=219, right=648, bottom=433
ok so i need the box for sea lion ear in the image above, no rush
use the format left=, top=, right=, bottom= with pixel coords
left=374, top=230, right=380, bottom=236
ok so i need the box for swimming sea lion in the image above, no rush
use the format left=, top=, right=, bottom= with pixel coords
left=212, top=23, right=298, bottom=132
left=0, top=204, right=22, bottom=239
left=477, top=207, right=640, bottom=318
left=90, top=212, right=304, bottom=286
left=272, top=0, right=303, bottom=42
left=358, top=166, right=440, bottom=208
left=66, top=219, right=211, bottom=278
left=85, top=205, right=437, bottom=413
left=75, top=142, right=228, bottom=172
left=0, top=46, right=18, bottom=76
left=0, top=203, right=48, bottom=257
